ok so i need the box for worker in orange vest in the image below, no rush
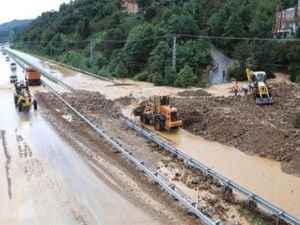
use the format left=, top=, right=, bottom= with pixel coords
left=234, top=81, right=240, bottom=96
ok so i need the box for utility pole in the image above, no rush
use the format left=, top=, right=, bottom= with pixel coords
left=172, top=35, right=177, bottom=72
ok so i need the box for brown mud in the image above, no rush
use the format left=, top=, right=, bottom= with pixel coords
left=174, top=83, right=300, bottom=176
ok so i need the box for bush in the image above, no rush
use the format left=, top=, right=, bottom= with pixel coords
left=133, top=70, right=149, bottom=81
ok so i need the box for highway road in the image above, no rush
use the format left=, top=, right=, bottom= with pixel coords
left=0, top=53, right=172, bottom=225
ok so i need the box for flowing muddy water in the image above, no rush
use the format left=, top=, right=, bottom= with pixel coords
left=9, top=49, right=300, bottom=219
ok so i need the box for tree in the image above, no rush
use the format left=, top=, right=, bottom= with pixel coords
left=170, top=15, right=200, bottom=36
left=174, top=65, right=198, bottom=87
left=176, top=40, right=212, bottom=75
left=124, top=24, right=165, bottom=73
left=296, top=27, right=300, bottom=39
left=149, top=41, right=174, bottom=84
left=79, top=18, right=91, bottom=39
left=136, top=0, right=152, bottom=10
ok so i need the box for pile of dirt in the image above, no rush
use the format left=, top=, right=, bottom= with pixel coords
left=61, top=90, right=119, bottom=115
left=173, top=83, right=300, bottom=175
left=114, top=96, right=136, bottom=106
left=177, top=89, right=211, bottom=97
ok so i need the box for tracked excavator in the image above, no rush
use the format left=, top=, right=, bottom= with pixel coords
left=246, top=68, right=273, bottom=105
left=133, top=95, right=182, bottom=131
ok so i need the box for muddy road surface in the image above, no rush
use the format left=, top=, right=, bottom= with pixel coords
left=0, top=54, right=200, bottom=225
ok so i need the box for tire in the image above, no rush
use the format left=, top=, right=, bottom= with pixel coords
left=14, top=95, right=17, bottom=105
left=33, top=100, right=37, bottom=110
left=18, top=104, right=22, bottom=112
left=140, top=115, right=144, bottom=123
left=154, top=119, right=164, bottom=131
left=144, top=117, right=150, bottom=125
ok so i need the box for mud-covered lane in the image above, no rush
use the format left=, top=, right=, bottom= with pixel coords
left=0, top=55, right=174, bottom=225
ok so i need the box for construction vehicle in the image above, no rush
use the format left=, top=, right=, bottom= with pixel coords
left=133, top=95, right=182, bottom=131
left=14, top=81, right=37, bottom=111
left=246, top=68, right=273, bottom=105
left=25, top=67, right=41, bottom=85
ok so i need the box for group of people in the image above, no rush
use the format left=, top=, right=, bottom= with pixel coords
left=233, top=81, right=250, bottom=96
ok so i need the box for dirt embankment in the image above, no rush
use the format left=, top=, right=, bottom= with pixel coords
left=174, top=83, right=300, bottom=176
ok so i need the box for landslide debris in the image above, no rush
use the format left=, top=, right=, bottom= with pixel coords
left=174, top=83, right=300, bottom=175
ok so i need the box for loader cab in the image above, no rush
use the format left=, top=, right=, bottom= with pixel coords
left=253, top=71, right=266, bottom=83
left=153, top=95, right=170, bottom=113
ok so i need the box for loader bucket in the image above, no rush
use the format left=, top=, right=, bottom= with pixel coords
left=132, top=106, right=145, bottom=116
left=256, top=97, right=273, bottom=105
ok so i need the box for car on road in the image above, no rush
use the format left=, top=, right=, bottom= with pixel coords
left=10, top=62, right=17, bottom=71
left=5, top=56, right=10, bottom=61
left=10, top=74, right=18, bottom=83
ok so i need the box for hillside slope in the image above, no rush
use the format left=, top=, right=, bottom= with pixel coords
left=0, top=19, right=31, bottom=43
left=13, top=0, right=300, bottom=85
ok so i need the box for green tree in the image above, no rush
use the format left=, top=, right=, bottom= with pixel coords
left=149, top=41, right=174, bottom=84
left=124, top=24, right=164, bottom=73
left=296, top=27, right=300, bottom=39
left=174, top=65, right=198, bottom=87
left=79, top=18, right=91, bottom=39
left=176, top=40, right=212, bottom=75
left=170, top=15, right=200, bottom=36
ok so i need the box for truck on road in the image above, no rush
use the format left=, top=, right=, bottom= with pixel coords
left=25, top=67, right=41, bottom=85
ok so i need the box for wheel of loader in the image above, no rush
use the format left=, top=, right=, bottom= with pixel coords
left=14, top=95, right=17, bottom=105
left=140, top=115, right=144, bottom=123
left=18, top=104, right=22, bottom=112
left=154, top=118, right=164, bottom=131
left=33, top=100, right=37, bottom=110
left=144, top=117, right=150, bottom=125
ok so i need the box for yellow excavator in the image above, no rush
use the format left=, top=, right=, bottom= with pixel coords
left=246, top=68, right=273, bottom=105
left=133, top=95, right=182, bottom=131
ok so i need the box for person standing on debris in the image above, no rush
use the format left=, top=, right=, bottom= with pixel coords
left=234, top=81, right=240, bottom=96
left=222, top=68, right=226, bottom=81
left=242, top=83, right=249, bottom=96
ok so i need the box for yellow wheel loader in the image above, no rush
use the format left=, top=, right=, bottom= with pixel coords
left=14, top=81, right=37, bottom=112
left=246, top=68, right=273, bottom=105
left=133, top=95, right=182, bottom=131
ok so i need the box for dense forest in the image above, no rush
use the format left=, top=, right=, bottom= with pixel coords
left=13, top=0, right=300, bottom=86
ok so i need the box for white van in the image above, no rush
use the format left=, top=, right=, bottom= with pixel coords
left=10, top=74, right=18, bottom=83
left=10, top=62, right=17, bottom=71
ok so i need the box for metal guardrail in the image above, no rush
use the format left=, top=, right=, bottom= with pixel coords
left=41, top=80, right=221, bottom=225
left=9, top=51, right=300, bottom=225
left=119, top=116, right=300, bottom=225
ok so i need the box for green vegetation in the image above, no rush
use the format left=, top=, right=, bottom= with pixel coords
left=12, top=0, right=300, bottom=86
